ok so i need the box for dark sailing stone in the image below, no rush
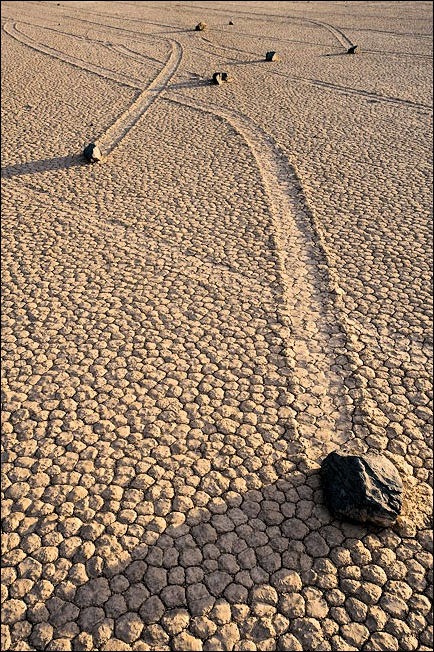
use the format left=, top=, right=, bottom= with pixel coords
left=321, top=451, right=402, bottom=526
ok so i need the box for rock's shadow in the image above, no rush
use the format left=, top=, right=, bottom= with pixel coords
left=1, top=154, right=87, bottom=179
left=321, top=52, right=354, bottom=58
left=167, top=79, right=213, bottom=90
left=20, top=467, right=372, bottom=650
left=223, top=59, right=269, bottom=66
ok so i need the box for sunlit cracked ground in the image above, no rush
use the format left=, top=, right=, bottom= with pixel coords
left=1, top=1, right=433, bottom=651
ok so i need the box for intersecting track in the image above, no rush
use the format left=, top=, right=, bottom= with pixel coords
left=306, top=17, right=354, bottom=49
left=3, top=10, right=367, bottom=455
left=3, top=21, right=143, bottom=89
left=98, top=38, right=182, bottom=155
left=33, top=13, right=428, bottom=112
left=3, top=20, right=183, bottom=157
left=34, top=0, right=434, bottom=58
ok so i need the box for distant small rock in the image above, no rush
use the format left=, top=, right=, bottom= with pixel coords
left=347, top=45, right=358, bottom=54
left=229, top=20, right=234, bottom=25
left=321, top=451, right=403, bottom=526
left=265, top=51, right=278, bottom=62
left=211, top=72, right=230, bottom=85
left=83, top=143, right=102, bottom=163
left=195, top=22, right=207, bottom=31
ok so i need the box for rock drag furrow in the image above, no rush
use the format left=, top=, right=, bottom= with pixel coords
left=61, top=4, right=182, bottom=34
left=193, top=39, right=433, bottom=111
left=361, top=48, right=433, bottom=59
left=306, top=18, right=354, bottom=49
left=271, top=72, right=433, bottom=111
left=4, top=17, right=183, bottom=157
left=165, top=91, right=356, bottom=456
left=108, top=43, right=165, bottom=68
left=2, top=21, right=143, bottom=89
left=99, top=39, right=182, bottom=156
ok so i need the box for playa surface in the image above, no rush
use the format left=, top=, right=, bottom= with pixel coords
left=1, top=1, right=433, bottom=650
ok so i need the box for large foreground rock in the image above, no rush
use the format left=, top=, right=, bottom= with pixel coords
left=321, top=451, right=402, bottom=526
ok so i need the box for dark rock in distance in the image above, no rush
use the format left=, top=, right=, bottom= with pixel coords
left=229, top=20, right=234, bottom=25
left=195, top=22, right=207, bottom=31
left=265, top=51, right=278, bottom=61
left=321, top=451, right=402, bottom=526
left=347, top=45, right=358, bottom=54
left=83, top=143, right=102, bottom=163
left=211, top=72, right=230, bottom=85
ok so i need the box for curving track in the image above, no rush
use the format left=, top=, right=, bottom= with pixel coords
left=3, top=20, right=184, bottom=156
left=2, top=3, right=433, bottom=652
left=3, top=21, right=143, bottom=88
left=99, top=38, right=183, bottom=156
left=164, top=90, right=356, bottom=454
left=2, top=11, right=355, bottom=453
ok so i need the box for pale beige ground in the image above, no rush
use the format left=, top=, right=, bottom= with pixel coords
left=1, top=1, right=433, bottom=651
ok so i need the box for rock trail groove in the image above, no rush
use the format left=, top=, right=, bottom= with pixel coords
left=165, top=91, right=357, bottom=453
left=2, top=3, right=433, bottom=652
left=195, top=38, right=433, bottom=111
left=3, top=11, right=354, bottom=455
left=3, top=8, right=394, bottom=455
left=3, top=20, right=143, bottom=88
left=99, top=39, right=183, bottom=156
left=3, top=8, right=430, bottom=454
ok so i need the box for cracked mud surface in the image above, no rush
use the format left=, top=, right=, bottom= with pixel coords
left=1, top=1, right=433, bottom=651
